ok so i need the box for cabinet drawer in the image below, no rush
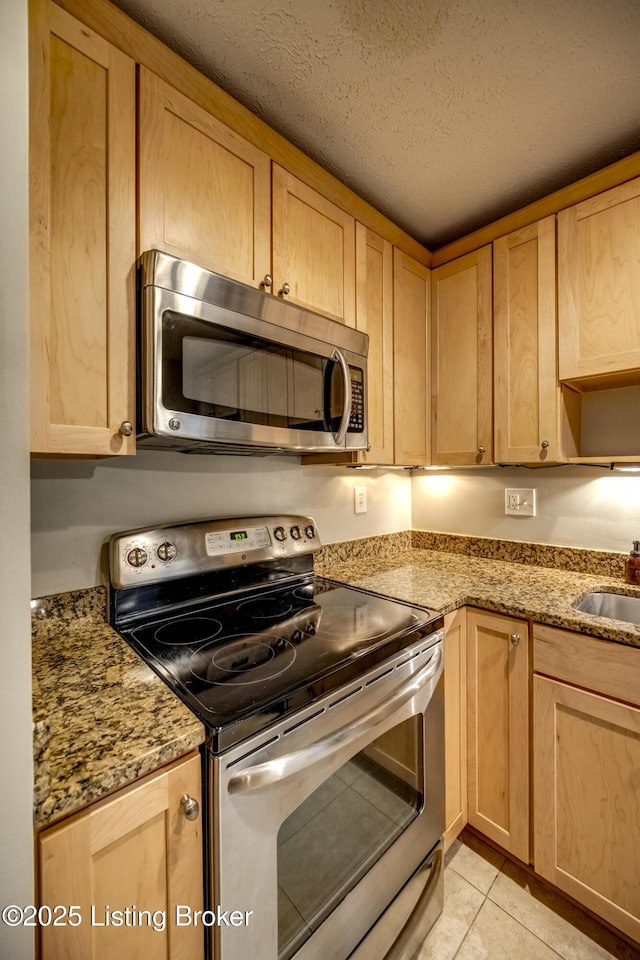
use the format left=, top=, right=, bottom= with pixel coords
left=533, top=622, right=640, bottom=707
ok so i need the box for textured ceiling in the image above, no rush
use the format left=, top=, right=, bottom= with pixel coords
left=112, top=0, right=640, bottom=248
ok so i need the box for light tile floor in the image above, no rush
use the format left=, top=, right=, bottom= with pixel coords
left=415, top=830, right=640, bottom=960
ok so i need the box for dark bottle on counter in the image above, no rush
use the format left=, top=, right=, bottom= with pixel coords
left=625, top=541, right=640, bottom=585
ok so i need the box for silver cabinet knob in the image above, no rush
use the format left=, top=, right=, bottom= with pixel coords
left=260, top=274, right=272, bottom=289
left=279, top=282, right=290, bottom=297
left=478, top=446, right=486, bottom=455
left=541, top=440, right=549, bottom=449
left=119, top=420, right=133, bottom=437
left=510, top=633, right=521, bottom=646
left=180, top=795, right=199, bottom=821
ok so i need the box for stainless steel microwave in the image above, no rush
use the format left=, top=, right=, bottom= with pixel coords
left=137, top=251, right=369, bottom=455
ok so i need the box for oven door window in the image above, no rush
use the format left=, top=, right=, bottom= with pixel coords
left=160, top=311, right=349, bottom=432
left=277, top=717, right=423, bottom=960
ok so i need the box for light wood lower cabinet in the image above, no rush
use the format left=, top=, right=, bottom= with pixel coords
left=443, top=608, right=467, bottom=850
left=466, top=609, right=530, bottom=862
left=533, top=625, right=640, bottom=943
left=38, top=754, right=203, bottom=960
left=30, top=0, right=136, bottom=456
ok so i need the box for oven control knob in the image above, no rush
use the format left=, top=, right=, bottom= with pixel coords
left=157, top=542, right=177, bottom=562
left=126, top=546, right=149, bottom=568
left=273, top=526, right=287, bottom=542
left=305, top=525, right=316, bottom=540
left=290, top=525, right=301, bottom=540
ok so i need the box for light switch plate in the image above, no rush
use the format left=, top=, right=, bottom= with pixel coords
left=505, top=488, right=536, bottom=516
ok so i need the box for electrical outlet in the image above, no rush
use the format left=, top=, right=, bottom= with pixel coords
left=354, top=486, right=367, bottom=514
left=505, top=488, right=536, bottom=517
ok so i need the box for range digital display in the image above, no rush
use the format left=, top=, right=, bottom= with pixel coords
left=230, top=530, right=248, bottom=541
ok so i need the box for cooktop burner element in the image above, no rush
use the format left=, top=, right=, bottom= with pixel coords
left=237, top=597, right=293, bottom=619
left=154, top=616, right=223, bottom=645
left=108, top=515, right=444, bottom=751
left=190, top=633, right=297, bottom=686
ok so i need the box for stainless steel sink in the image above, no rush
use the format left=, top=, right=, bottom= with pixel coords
left=574, top=591, right=640, bottom=625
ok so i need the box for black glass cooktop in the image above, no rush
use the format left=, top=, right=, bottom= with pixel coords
left=116, top=576, right=442, bottom=752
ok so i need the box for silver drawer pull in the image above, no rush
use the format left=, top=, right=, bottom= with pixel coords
left=510, top=633, right=521, bottom=646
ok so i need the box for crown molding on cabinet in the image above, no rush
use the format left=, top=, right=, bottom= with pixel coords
left=52, top=0, right=431, bottom=268
left=431, top=149, right=640, bottom=267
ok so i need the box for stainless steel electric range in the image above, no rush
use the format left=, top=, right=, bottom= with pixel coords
left=108, top=516, right=445, bottom=960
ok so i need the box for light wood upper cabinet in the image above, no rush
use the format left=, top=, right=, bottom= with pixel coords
left=393, top=249, right=431, bottom=466
left=533, top=624, right=640, bottom=943
left=272, top=165, right=356, bottom=325
left=558, top=176, right=640, bottom=383
left=467, top=609, right=529, bottom=863
left=431, top=247, right=492, bottom=465
left=138, top=68, right=271, bottom=288
left=301, top=223, right=393, bottom=466
left=39, top=753, right=203, bottom=960
left=493, top=217, right=562, bottom=463
left=29, top=0, right=136, bottom=456
left=443, top=608, right=467, bottom=851
left=354, top=224, right=394, bottom=463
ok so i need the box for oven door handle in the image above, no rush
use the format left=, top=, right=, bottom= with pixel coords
left=228, top=645, right=442, bottom=796
left=331, top=348, right=352, bottom=446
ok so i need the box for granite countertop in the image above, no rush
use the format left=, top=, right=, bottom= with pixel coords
left=32, top=588, right=205, bottom=829
left=320, top=548, right=640, bottom=648
left=33, top=542, right=640, bottom=830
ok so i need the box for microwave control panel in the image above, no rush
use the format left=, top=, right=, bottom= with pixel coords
left=349, top=377, right=365, bottom=433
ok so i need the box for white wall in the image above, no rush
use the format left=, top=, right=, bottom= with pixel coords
left=31, top=454, right=412, bottom=595
left=0, top=0, right=35, bottom=955
left=412, top=465, right=640, bottom=553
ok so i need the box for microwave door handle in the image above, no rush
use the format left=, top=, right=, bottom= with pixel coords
left=228, top=645, right=442, bottom=796
left=331, top=348, right=352, bottom=445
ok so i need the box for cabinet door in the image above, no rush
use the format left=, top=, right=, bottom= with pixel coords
left=355, top=224, right=394, bottom=464
left=443, top=608, right=467, bottom=850
left=393, top=249, right=431, bottom=466
left=558, top=177, right=640, bottom=382
left=39, top=754, right=203, bottom=960
left=431, top=247, right=492, bottom=465
left=272, top=165, right=356, bottom=325
left=139, top=68, right=271, bottom=288
left=29, top=0, right=136, bottom=456
left=467, top=610, right=529, bottom=862
left=494, top=217, right=562, bottom=463
left=534, top=676, right=640, bottom=943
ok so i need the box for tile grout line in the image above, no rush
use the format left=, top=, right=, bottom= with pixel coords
left=449, top=875, right=490, bottom=960
left=455, top=898, right=568, bottom=960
